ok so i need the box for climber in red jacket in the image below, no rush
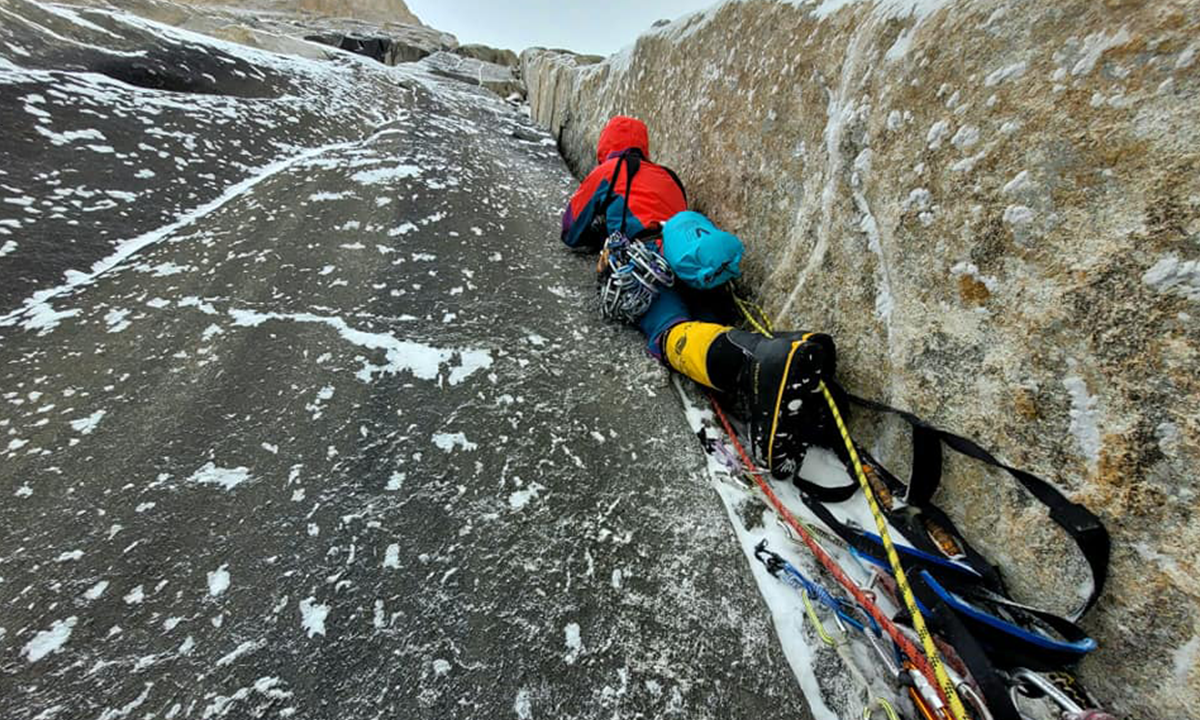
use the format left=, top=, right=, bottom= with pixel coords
left=560, top=116, right=836, bottom=479
left=560, top=115, right=687, bottom=248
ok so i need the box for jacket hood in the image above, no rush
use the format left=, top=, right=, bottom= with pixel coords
left=596, top=116, right=650, bottom=163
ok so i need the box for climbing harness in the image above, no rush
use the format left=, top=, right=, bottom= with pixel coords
left=693, top=287, right=1115, bottom=720
left=596, top=232, right=674, bottom=322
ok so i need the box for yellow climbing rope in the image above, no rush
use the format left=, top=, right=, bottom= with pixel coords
left=819, top=380, right=969, bottom=720
left=729, top=285, right=775, bottom=336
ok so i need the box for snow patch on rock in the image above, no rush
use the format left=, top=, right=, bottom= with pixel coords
left=24, top=617, right=77, bottom=662
left=1063, top=372, right=1102, bottom=469
left=432, top=432, right=477, bottom=453
left=509, top=482, right=545, bottom=510
left=69, top=410, right=106, bottom=435
left=1143, top=254, right=1200, bottom=301
left=299, top=597, right=329, bottom=638
left=383, top=543, right=401, bottom=569
left=189, top=462, right=252, bottom=491
left=564, top=622, right=584, bottom=664
left=207, top=565, right=231, bottom=597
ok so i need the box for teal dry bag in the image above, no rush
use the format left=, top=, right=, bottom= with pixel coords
left=661, top=211, right=743, bottom=290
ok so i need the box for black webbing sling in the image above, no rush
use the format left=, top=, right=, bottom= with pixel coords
left=845, top=392, right=1111, bottom=619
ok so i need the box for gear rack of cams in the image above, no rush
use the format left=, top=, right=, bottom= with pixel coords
left=671, top=376, right=1118, bottom=720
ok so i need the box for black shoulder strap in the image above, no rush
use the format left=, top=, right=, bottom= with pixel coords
left=792, top=476, right=858, bottom=503
left=662, top=164, right=687, bottom=204
left=848, top=393, right=1110, bottom=619
left=619, top=152, right=641, bottom=236
left=594, top=150, right=642, bottom=238
left=595, top=154, right=625, bottom=217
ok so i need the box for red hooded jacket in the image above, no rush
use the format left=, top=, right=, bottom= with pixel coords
left=561, top=116, right=687, bottom=248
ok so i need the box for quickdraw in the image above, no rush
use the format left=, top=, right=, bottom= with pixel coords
left=754, top=539, right=905, bottom=720
left=596, top=232, right=674, bottom=322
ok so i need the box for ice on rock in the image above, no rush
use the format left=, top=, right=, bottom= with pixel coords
left=24, top=617, right=77, bottom=662
left=207, top=565, right=231, bottom=597
left=189, top=462, right=252, bottom=491
left=299, top=597, right=329, bottom=638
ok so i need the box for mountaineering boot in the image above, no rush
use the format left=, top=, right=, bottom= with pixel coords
left=725, top=329, right=836, bottom=479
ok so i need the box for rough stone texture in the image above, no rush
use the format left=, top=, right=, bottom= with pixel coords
left=422, top=51, right=525, bottom=100
left=294, top=0, right=422, bottom=26
left=453, top=43, right=519, bottom=68
left=304, top=31, right=435, bottom=64
left=523, top=49, right=606, bottom=140
left=0, top=1, right=808, bottom=718
left=522, top=1, right=1200, bottom=718
left=174, top=0, right=425, bottom=26
left=69, top=0, right=456, bottom=63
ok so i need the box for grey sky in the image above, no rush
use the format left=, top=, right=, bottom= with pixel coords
left=405, top=0, right=719, bottom=57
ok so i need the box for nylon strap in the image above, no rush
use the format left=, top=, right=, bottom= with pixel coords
left=847, top=392, right=1110, bottom=619
left=619, top=152, right=640, bottom=236
left=593, top=149, right=643, bottom=240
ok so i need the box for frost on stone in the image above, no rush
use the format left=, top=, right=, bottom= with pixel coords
left=513, top=688, right=533, bottom=720
left=432, top=432, right=478, bottom=452
left=299, top=597, right=329, bottom=638
left=508, top=482, right=544, bottom=510
left=950, top=124, right=980, bottom=150
left=1002, top=170, right=1033, bottom=196
left=69, top=409, right=106, bottom=435
left=903, top=188, right=932, bottom=212
left=83, top=581, right=109, bottom=600
left=1070, top=28, right=1132, bottom=76
left=1063, top=373, right=1102, bottom=469
left=1143, top=255, right=1200, bottom=301
left=1002, top=205, right=1034, bottom=227
left=983, top=60, right=1027, bottom=86
left=926, top=119, right=951, bottom=149
left=383, top=543, right=401, bottom=569
left=564, top=622, right=584, bottom=664
left=351, top=164, right=422, bottom=185
left=24, top=617, right=77, bottom=662
left=207, top=565, right=231, bottom=597
left=950, top=261, right=999, bottom=293
left=189, top=462, right=252, bottom=491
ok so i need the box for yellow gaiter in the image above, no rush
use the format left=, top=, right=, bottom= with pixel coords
left=664, top=322, right=733, bottom=390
